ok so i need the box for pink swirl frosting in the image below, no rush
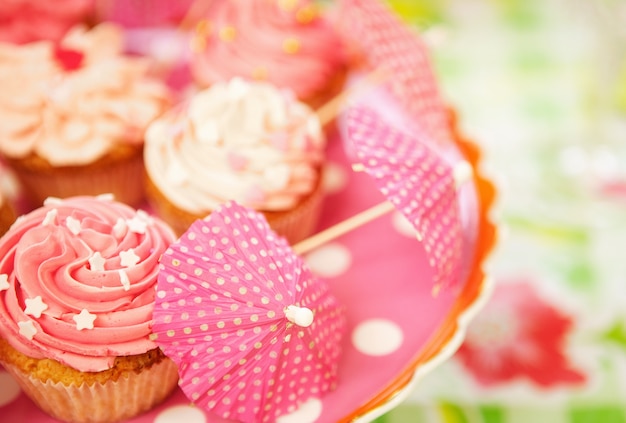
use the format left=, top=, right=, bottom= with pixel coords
left=0, top=23, right=172, bottom=166
left=0, top=0, right=94, bottom=45
left=0, top=195, right=176, bottom=372
left=190, top=0, right=345, bottom=100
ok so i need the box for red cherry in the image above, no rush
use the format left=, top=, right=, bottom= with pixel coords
left=53, top=46, right=84, bottom=71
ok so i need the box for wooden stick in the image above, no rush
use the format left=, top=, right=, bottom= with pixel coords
left=315, top=67, right=389, bottom=127
left=293, top=201, right=395, bottom=255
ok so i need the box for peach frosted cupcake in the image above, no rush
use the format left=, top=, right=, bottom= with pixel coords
left=144, top=77, right=326, bottom=243
left=0, top=23, right=172, bottom=208
left=189, top=0, right=347, bottom=110
left=0, top=195, right=179, bottom=423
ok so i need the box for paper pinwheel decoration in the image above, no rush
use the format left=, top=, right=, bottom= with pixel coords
left=152, top=202, right=346, bottom=423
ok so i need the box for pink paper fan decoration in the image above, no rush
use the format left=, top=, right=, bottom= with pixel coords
left=153, top=201, right=346, bottom=423
left=336, top=0, right=451, bottom=146
left=346, top=106, right=463, bottom=292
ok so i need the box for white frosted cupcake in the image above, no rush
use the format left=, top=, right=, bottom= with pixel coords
left=144, top=78, right=326, bottom=243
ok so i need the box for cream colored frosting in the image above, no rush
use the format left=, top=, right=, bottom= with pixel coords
left=0, top=195, right=176, bottom=372
left=144, top=78, right=325, bottom=213
left=0, top=23, right=172, bottom=166
left=190, top=0, right=345, bottom=100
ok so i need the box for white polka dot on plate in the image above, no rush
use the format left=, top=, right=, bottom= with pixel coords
left=0, top=370, right=21, bottom=407
left=391, top=211, right=419, bottom=238
left=304, top=243, right=352, bottom=278
left=352, top=319, right=404, bottom=356
left=276, top=398, right=323, bottom=423
left=322, top=161, right=349, bottom=194
left=154, top=404, right=206, bottom=423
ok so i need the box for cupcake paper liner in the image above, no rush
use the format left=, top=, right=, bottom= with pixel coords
left=6, top=147, right=145, bottom=209
left=145, top=170, right=325, bottom=245
left=2, top=356, right=179, bottom=423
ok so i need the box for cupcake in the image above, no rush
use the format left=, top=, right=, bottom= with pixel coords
left=189, top=0, right=347, bottom=111
left=0, top=0, right=94, bottom=45
left=144, top=77, right=326, bottom=243
left=0, top=23, right=172, bottom=209
left=0, top=194, right=179, bottom=423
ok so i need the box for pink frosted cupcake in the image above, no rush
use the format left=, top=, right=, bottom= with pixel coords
left=0, top=0, right=94, bottom=45
left=144, top=77, right=326, bottom=243
left=0, top=195, right=178, bottom=423
left=0, top=23, right=172, bottom=208
left=190, top=0, right=347, bottom=110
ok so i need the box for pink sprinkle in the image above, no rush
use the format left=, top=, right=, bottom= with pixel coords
left=227, top=152, right=249, bottom=172
left=269, top=132, right=289, bottom=151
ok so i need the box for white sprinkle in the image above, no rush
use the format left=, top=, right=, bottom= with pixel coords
left=88, top=252, right=106, bottom=272
left=119, top=270, right=131, bottom=291
left=43, top=197, right=62, bottom=206
left=42, top=209, right=58, bottom=226
left=0, top=274, right=9, bottom=291
left=96, top=193, right=115, bottom=201
left=18, top=320, right=37, bottom=340
left=113, top=218, right=127, bottom=238
left=24, top=296, right=48, bottom=318
left=119, top=249, right=140, bottom=267
left=126, top=216, right=147, bottom=234
left=73, top=309, right=96, bottom=330
left=66, top=216, right=81, bottom=235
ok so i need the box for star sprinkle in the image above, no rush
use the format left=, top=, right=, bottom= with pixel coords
left=18, top=320, right=37, bottom=340
left=126, top=213, right=149, bottom=234
left=113, top=218, right=127, bottom=238
left=73, top=309, right=96, bottom=330
left=66, top=216, right=81, bottom=235
left=120, top=249, right=140, bottom=267
left=24, top=296, right=48, bottom=318
left=42, top=209, right=58, bottom=226
left=88, top=252, right=106, bottom=272
left=119, top=270, right=131, bottom=291
left=0, top=274, right=9, bottom=292
left=96, top=193, right=115, bottom=201
left=43, top=197, right=63, bottom=206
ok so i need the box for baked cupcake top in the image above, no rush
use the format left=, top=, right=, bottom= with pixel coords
left=190, top=0, right=345, bottom=101
left=144, top=78, right=325, bottom=213
left=0, top=23, right=172, bottom=166
left=0, top=0, right=94, bottom=45
left=0, top=195, right=176, bottom=372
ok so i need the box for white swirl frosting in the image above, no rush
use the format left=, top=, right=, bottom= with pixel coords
left=144, top=78, right=326, bottom=212
left=0, top=23, right=172, bottom=166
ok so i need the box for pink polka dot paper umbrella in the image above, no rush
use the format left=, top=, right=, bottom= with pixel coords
left=348, top=106, right=467, bottom=292
left=152, top=201, right=346, bottom=423
left=335, top=0, right=451, bottom=146
left=294, top=105, right=470, bottom=294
